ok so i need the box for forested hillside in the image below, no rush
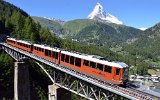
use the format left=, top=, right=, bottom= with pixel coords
left=123, top=23, right=160, bottom=67
left=32, top=16, right=64, bottom=36
left=0, top=1, right=60, bottom=99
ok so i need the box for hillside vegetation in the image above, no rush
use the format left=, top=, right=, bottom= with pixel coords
left=124, top=23, right=160, bottom=64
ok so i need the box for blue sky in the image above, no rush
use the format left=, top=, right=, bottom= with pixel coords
left=5, top=0, right=160, bottom=29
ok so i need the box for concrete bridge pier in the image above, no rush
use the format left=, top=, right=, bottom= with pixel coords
left=48, top=84, right=71, bottom=100
left=14, top=62, right=30, bottom=100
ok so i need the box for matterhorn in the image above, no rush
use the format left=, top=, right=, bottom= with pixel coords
left=88, top=3, right=123, bottom=25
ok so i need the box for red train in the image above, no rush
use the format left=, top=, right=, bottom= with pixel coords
left=6, top=38, right=129, bottom=85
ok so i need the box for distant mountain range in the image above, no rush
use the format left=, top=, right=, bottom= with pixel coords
left=31, top=3, right=144, bottom=47
left=32, top=17, right=142, bottom=47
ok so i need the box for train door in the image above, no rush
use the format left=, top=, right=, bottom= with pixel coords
left=113, top=68, right=121, bottom=81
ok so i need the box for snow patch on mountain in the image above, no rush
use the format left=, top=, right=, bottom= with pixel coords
left=139, top=27, right=147, bottom=31
left=43, top=17, right=59, bottom=21
left=88, top=3, right=123, bottom=25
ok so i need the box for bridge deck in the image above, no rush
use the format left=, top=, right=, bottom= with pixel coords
left=0, top=43, right=159, bottom=100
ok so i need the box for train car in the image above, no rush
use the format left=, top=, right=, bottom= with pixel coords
left=44, top=46, right=61, bottom=63
left=33, top=44, right=61, bottom=63
left=60, top=50, right=129, bottom=85
left=6, top=38, right=17, bottom=47
left=16, top=40, right=33, bottom=52
left=33, top=44, right=46, bottom=57
left=6, top=38, right=129, bottom=85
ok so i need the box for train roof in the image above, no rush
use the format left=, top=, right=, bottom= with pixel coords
left=61, top=50, right=128, bottom=68
left=33, top=44, right=46, bottom=48
left=33, top=44, right=60, bottom=52
left=17, top=40, right=32, bottom=45
left=7, top=38, right=17, bottom=41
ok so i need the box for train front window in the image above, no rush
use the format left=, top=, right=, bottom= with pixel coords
left=116, top=68, right=120, bottom=75
left=104, top=65, right=112, bottom=73
left=97, top=63, right=103, bottom=71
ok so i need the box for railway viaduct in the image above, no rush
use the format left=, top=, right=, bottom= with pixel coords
left=0, top=42, right=159, bottom=100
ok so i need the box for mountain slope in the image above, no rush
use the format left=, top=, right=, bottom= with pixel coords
left=124, top=22, right=160, bottom=60
left=32, top=16, right=64, bottom=35
left=88, top=3, right=123, bottom=24
left=32, top=16, right=62, bottom=30
left=63, top=19, right=142, bottom=47
left=0, top=1, right=62, bottom=99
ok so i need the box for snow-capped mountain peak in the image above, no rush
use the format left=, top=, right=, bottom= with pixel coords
left=88, top=3, right=123, bottom=25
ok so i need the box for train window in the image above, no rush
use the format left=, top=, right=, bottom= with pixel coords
left=75, top=58, right=81, bottom=67
left=97, top=63, right=103, bottom=71
left=61, top=54, right=65, bottom=61
left=90, top=61, right=96, bottom=68
left=55, top=52, right=58, bottom=59
left=42, top=49, right=44, bottom=52
left=39, top=48, right=41, bottom=51
left=65, top=55, right=69, bottom=63
left=48, top=50, right=51, bottom=57
left=52, top=51, right=55, bottom=58
left=83, top=60, right=89, bottom=66
left=45, top=49, right=48, bottom=56
left=104, top=65, right=112, bottom=73
left=116, top=68, right=120, bottom=75
left=37, top=47, right=39, bottom=51
left=70, top=56, right=74, bottom=65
